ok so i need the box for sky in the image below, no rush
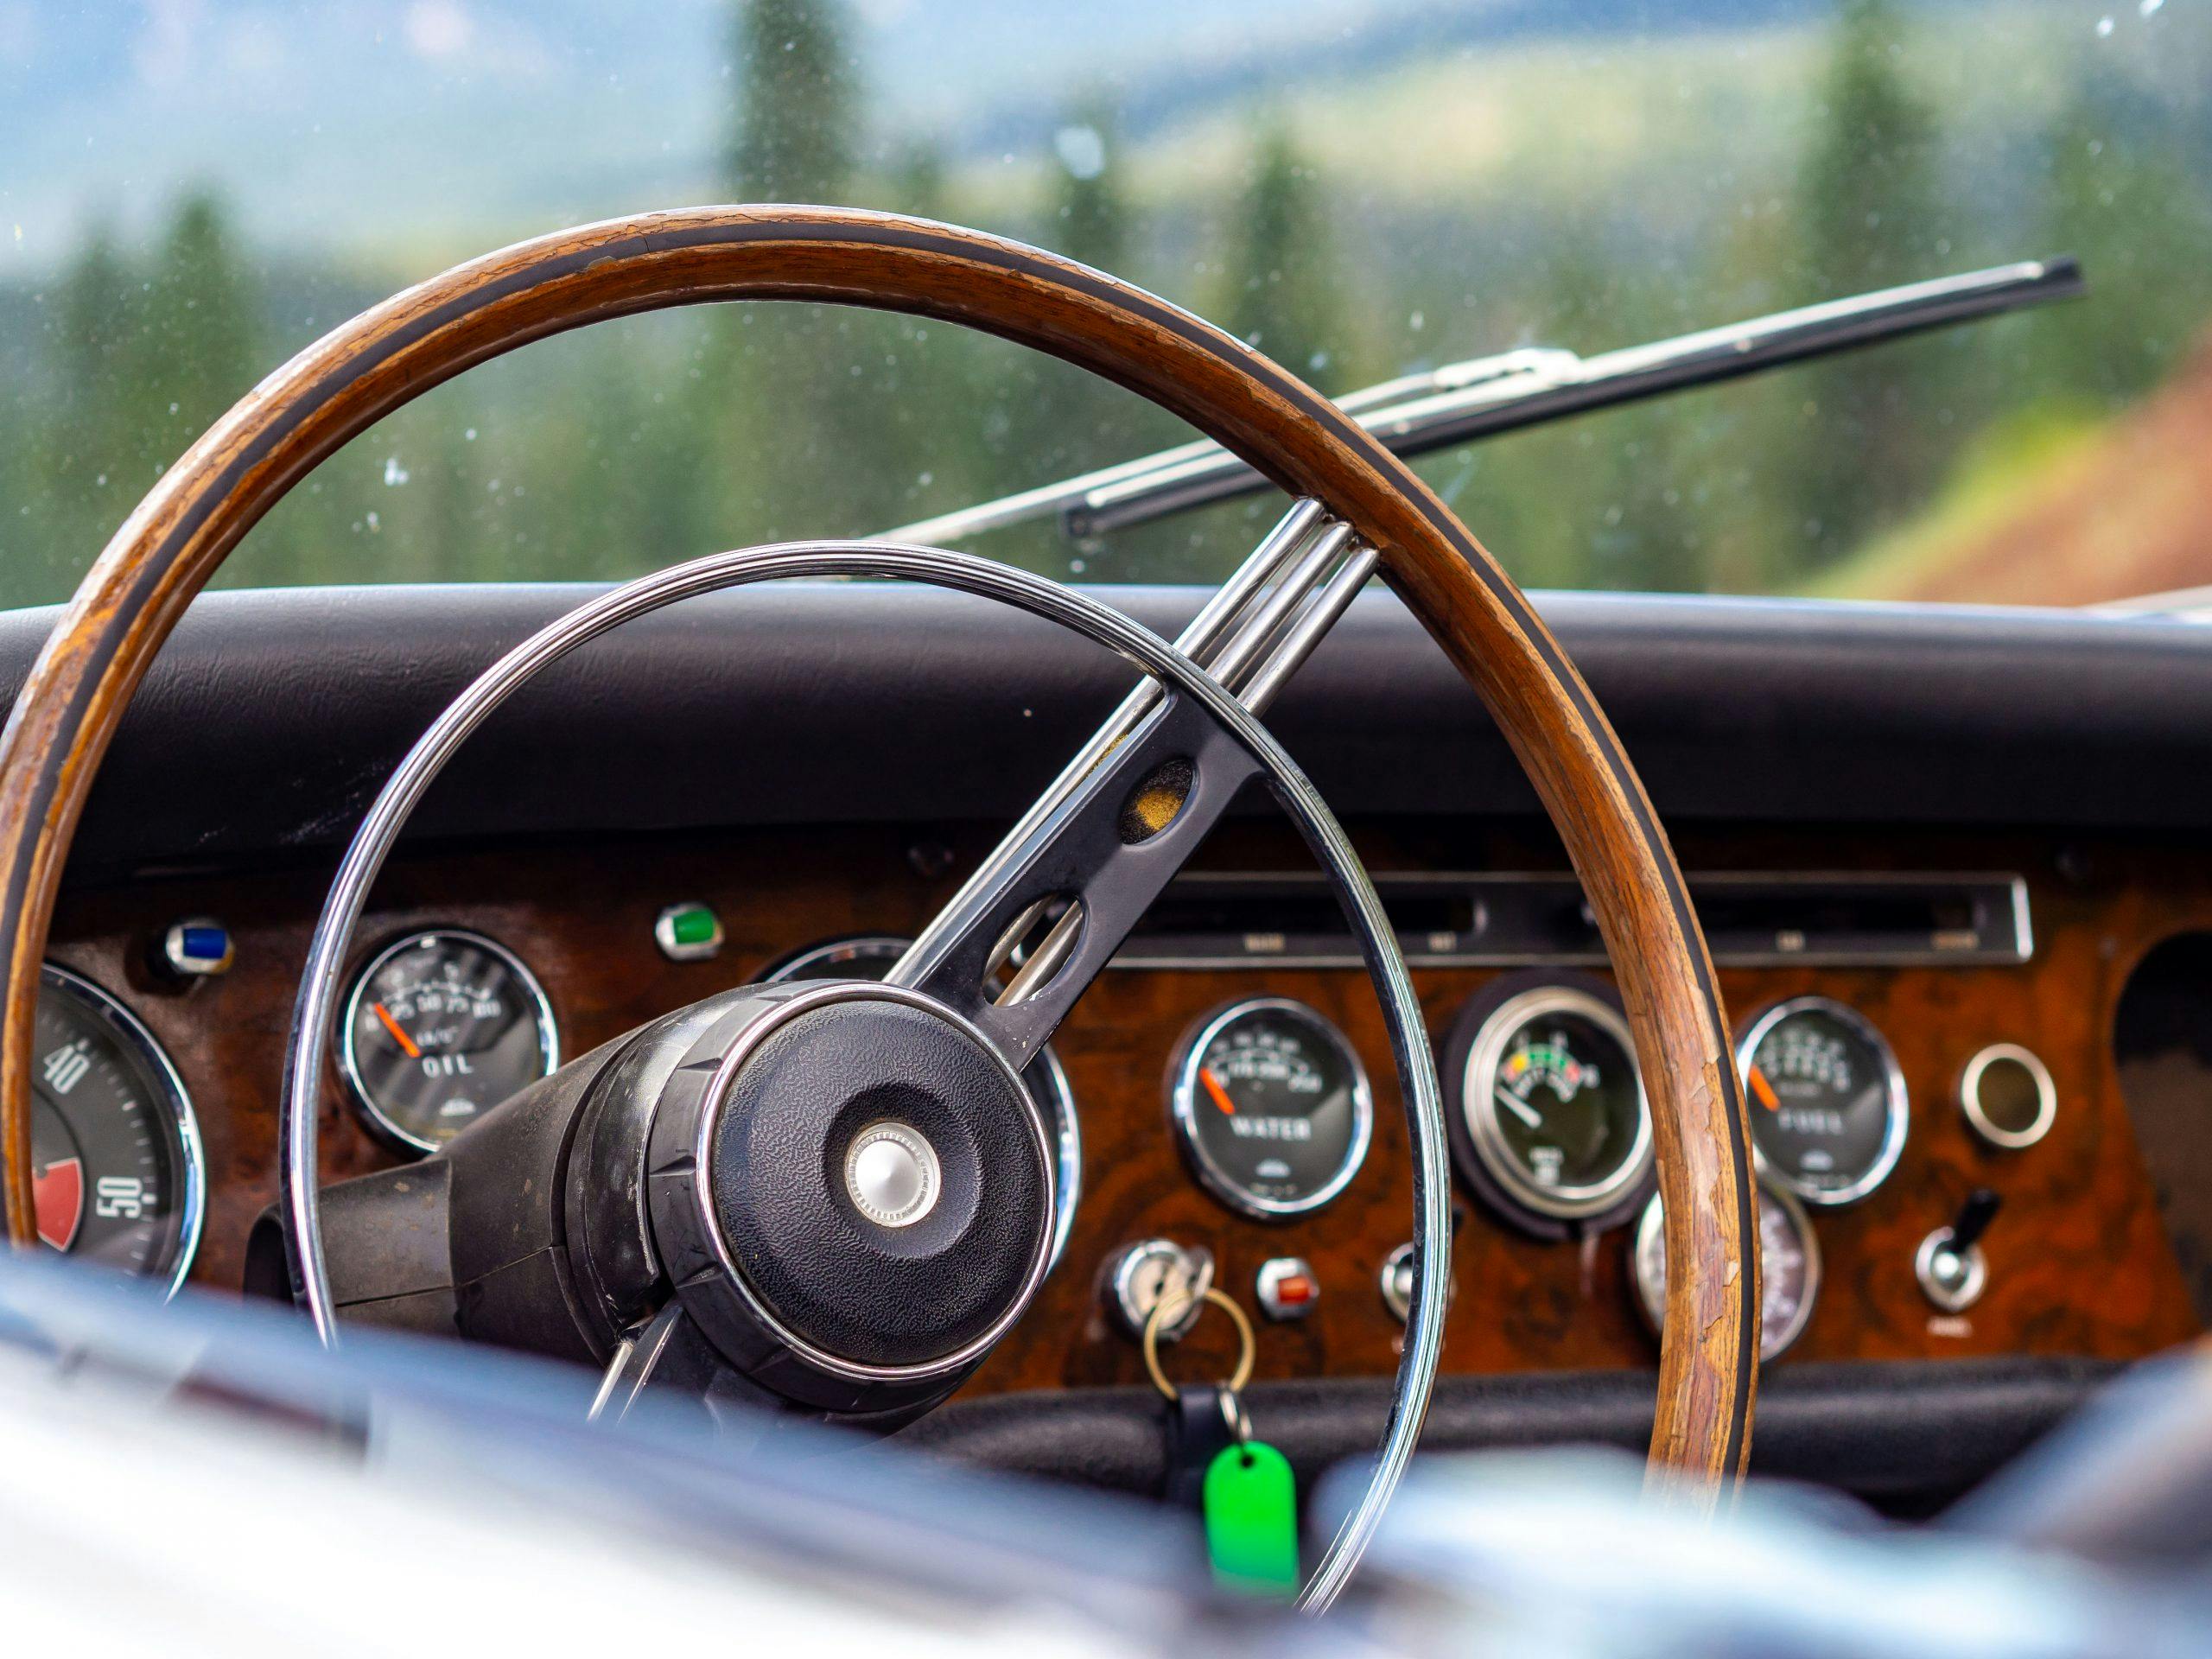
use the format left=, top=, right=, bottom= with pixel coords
left=0, top=0, right=1856, bottom=271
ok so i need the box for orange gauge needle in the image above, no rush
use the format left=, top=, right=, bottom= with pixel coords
left=1748, top=1065, right=1781, bottom=1112
left=1198, top=1066, right=1236, bottom=1116
left=372, top=1001, right=422, bottom=1059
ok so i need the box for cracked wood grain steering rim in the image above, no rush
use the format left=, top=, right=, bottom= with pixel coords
left=0, top=207, right=1758, bottom=1502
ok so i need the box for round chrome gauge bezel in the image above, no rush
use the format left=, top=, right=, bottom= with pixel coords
left=339, top=927, right=561, bottom=1155
left=1958, top=1042, right=2056, bottom=1151
left=760, top=933, right=1083, bottom=1271
left=1168, top=995, right=1374, bottom=1220
left=1735, top=995, right=1908, bottom=1207
left=38, top=962, right=206, bottom=1299
left=1632, top=1179, right=1821, bottom=1361
left=1460, top=983, right=1654, bottom=1223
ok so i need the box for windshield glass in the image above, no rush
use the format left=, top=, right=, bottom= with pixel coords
left=4, top=1, right=2208, bottom=608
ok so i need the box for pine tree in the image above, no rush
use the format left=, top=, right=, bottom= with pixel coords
left=1226, top=123, right=1344, bottom=390
left=1052, top=102, right=1127, bottom=273
left=141, top=192, right=258, bottom=450
left=997, top=97, right=1162, bottom=521
left=727, top=0, right=857, bottom=201
left=704, top=0, right=902, bottom=539
left=888, top=140, right=950, bottom=223
left=1784, top=0, right=1945, bottom=573
left=2039, top=82, right=2212, bottom=409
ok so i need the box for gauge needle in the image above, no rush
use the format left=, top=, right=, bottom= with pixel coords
left=1198, top=1066, right=1236, bottom=1116
left=1494, top=1086, right=1544, bottom=1129
left=372, top=1001, right=422, bottom=1059
left=1748, top=1065, right=1781, bottom=1112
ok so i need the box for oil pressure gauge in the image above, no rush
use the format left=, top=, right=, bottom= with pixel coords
left=1169, top=997, right=1372, bottom=1218
left=340, top=929, right=559, bottom=1154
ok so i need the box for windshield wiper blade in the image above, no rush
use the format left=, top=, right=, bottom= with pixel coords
left=881, top=256, right=2082, bottom=546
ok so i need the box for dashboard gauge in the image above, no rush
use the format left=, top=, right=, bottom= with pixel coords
left=1737, top=996, right=1907, bottom=1205
left=1446, top=976, right=1652, bottom=1232
left=1169, top=997, right=1372, bottom=1219
left=340, top=929, right=559, bottom=1154
left=760, top=935, right=1082, bottom=1270
left=30, top=964, right=203, bottom=1294
left=1632, top=1180, right=1820, bottom=1360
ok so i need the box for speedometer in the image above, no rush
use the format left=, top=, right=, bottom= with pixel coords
left=29, top=964, right=204, bottom=1294
left=1169, top=997, right=1371, bottom=1218
left=1632, top=1180, right=1821, bottom=1360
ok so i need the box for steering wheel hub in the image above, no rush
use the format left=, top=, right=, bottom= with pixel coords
left=845, top=1122, right=942, bottom=1229
left=642, top=981, right=1054, bottom=1408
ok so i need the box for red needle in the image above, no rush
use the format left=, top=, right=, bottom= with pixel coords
left=1748, top=1065, right=1781, bottom=1112
left=1199, top=1066, right=1236, bottom=1116
left=372, top=1001, right=422, bottom=1059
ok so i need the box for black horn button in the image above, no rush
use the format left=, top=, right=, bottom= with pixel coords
left=645, top=984, right=1052, bottom=1409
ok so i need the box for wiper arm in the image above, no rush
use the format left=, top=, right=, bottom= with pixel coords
left=883, top=256, right=2082, bottom=546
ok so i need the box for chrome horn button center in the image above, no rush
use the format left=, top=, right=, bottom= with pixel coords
left=843, top=1120, right=942, bottom=1228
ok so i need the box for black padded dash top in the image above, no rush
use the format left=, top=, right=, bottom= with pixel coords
left=707, top=998, right=1049, bottom=1369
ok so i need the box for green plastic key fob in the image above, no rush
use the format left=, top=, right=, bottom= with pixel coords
left=1203, top=1439, right=1300, bottom=1594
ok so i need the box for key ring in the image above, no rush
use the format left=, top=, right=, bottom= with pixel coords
left=1142, top=1287, right=1256, bottom=1404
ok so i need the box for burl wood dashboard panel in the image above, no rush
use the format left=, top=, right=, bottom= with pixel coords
left=42, top=819, right=2205, bottom=1397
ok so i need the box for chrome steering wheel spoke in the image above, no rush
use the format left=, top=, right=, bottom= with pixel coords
left=890, top=500, right=1379, bottom=1070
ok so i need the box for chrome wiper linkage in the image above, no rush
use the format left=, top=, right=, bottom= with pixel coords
left=884, top=256, right=2082, bottom=546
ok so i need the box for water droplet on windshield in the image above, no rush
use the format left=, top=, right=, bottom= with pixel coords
left=1053, top=124, right=1106, bottom=181
left=383, top=457, right=410, bottom=486
left=2095, top=14, right=2115, bottom=35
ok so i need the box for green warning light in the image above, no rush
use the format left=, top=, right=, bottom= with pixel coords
left=654, top=902, right=724, bottom=963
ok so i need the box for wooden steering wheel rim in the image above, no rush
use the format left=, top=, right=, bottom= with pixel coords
left=0, top=207, right=1757, bottom=1500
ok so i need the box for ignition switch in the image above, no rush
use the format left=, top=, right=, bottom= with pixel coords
left=1105, top=1238, right=1215, bottom=1342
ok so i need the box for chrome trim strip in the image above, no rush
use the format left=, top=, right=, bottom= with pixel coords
left=1104, top=869, right=2035, bottom=969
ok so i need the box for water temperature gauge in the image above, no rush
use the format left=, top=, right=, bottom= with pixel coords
left=340, top=929, right=559, bottom=1153
left=1169, top=997, right=1372, bottom=1218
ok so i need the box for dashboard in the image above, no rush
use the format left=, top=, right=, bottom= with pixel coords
left=30, top=814, right=2202, bottom=1400
left=9, top=578, right=2212, bottom=1501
